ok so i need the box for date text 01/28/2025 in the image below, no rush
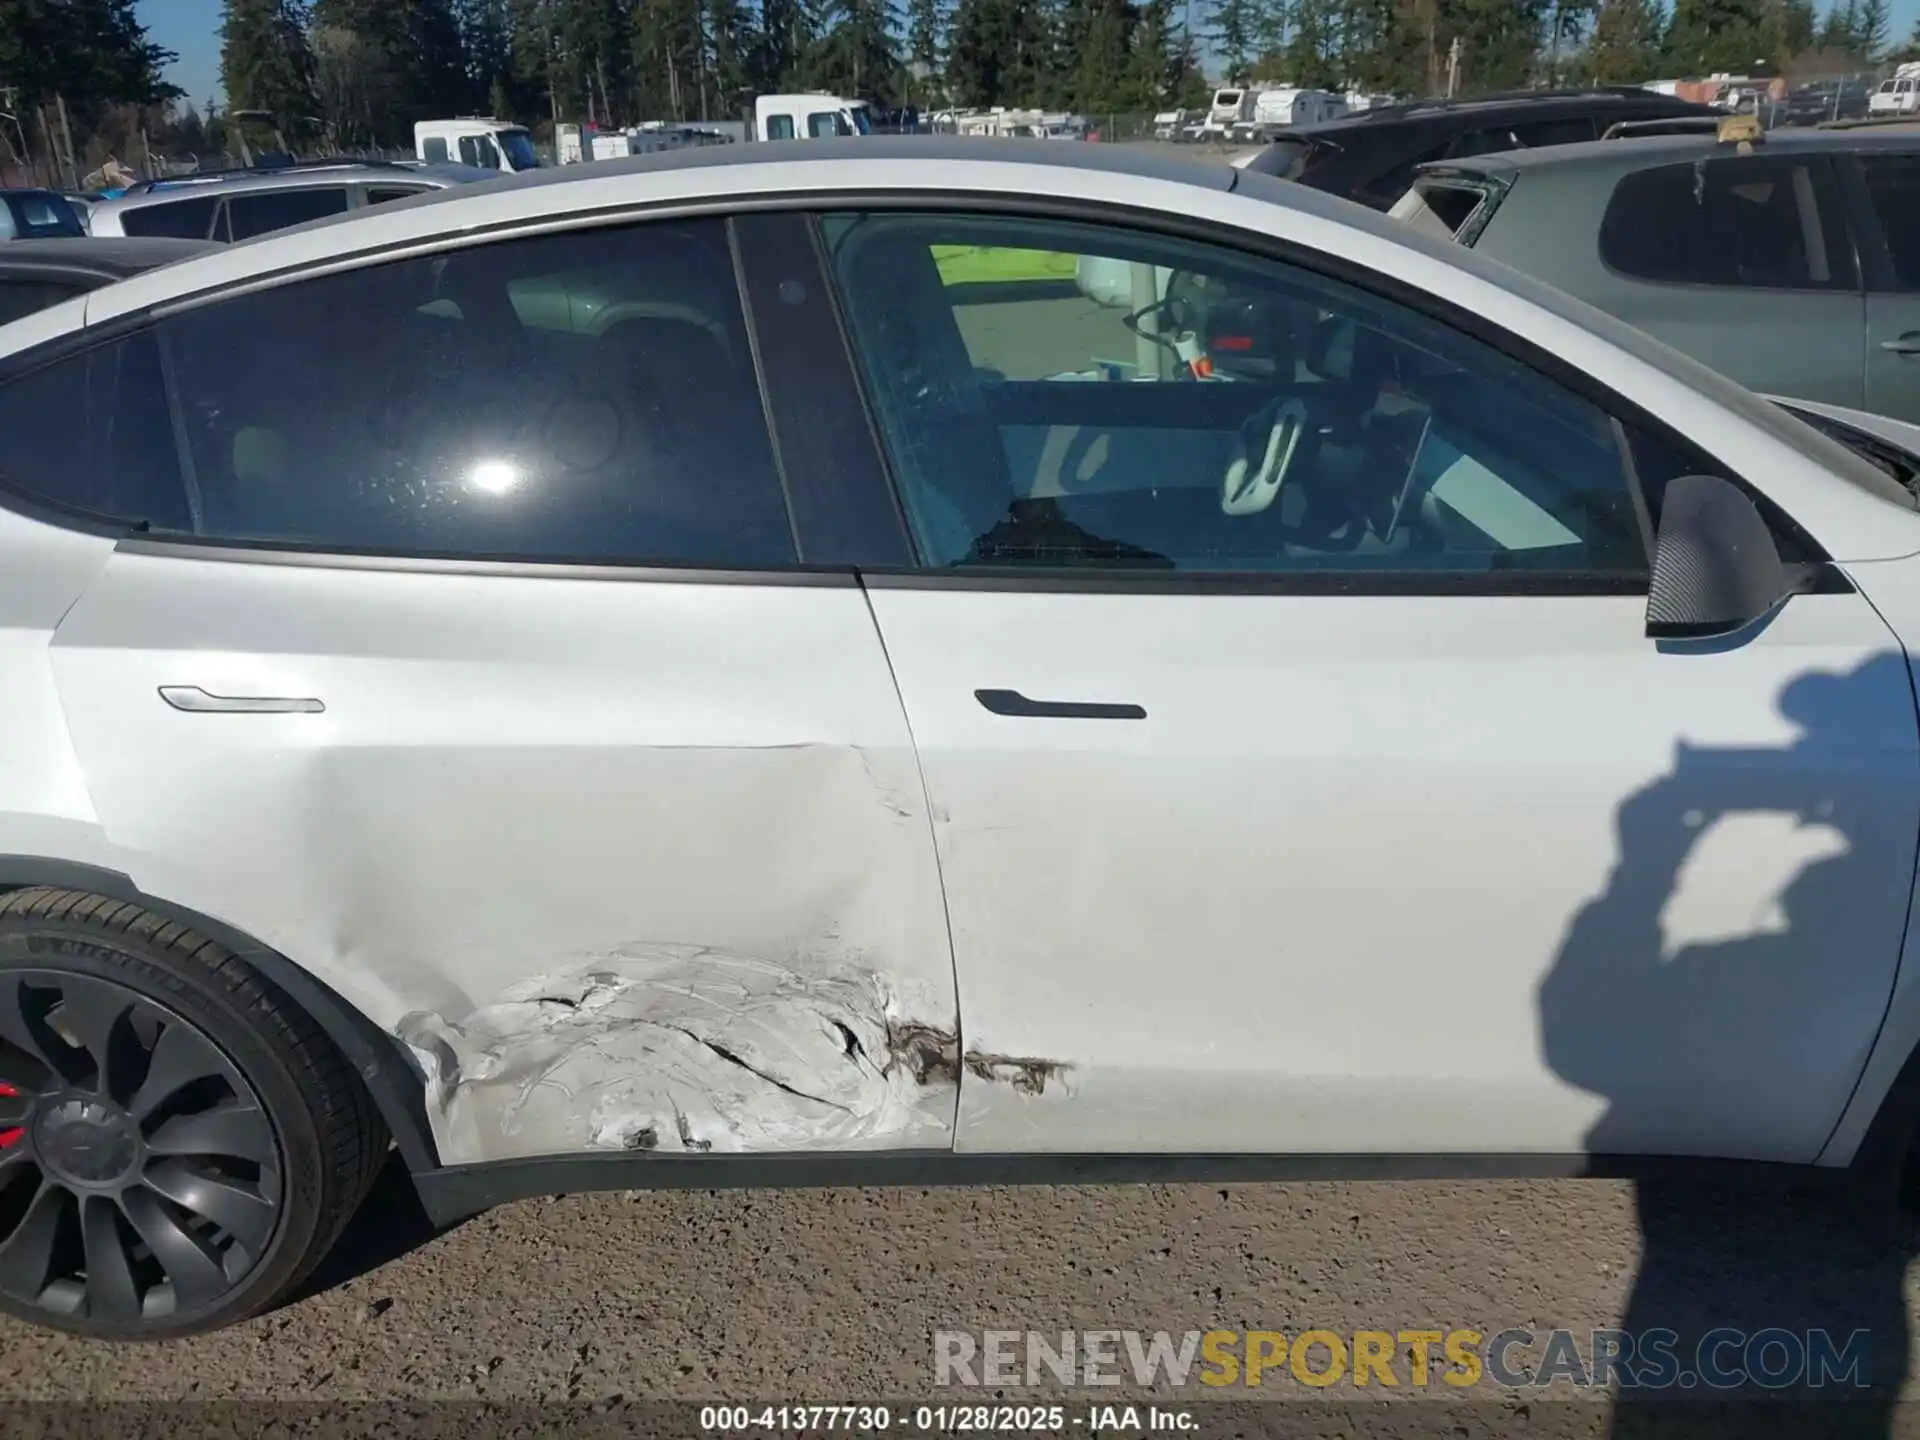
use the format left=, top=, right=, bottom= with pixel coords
left=698, top=1404, right=1200, bottom=1433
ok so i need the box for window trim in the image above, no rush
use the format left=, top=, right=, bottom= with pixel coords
left=1596, top=151, right=1862, bottom=297
left=0, top=186, right=1838, bottom=590
left=801, top=199, right=1838, bottom=595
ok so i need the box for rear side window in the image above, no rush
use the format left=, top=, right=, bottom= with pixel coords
left=1509, top=116, right=1596, bottom=147
left=0, top=279, right=87, bottom=325
left=1351, top=137, right=1452, bottom=208
left=119, top=195, right=217, bottom=239
left=224, top=187, right=351, bottom=241
left=0, top=332, right=189, bottom=529
left=766, top=113, right=796, bottom=140
left=156, top=217, right=794, bottom=565
left=365, top=185, right=429, bottom=206
left=7, top=194, right=83, bottom=238
left=1600, top=155, right=1856, bottom=290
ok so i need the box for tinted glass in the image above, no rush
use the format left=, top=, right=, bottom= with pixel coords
left=808, top=112, right=841, bottom=138
left=1858, top=152, right=1920, bottom=290
left=0, top=278, right=86, bottom=324
left=1351, top=137, right=1452, bottom=208
left=118, top=194, right=217, bottom=239
left=224, top=186, right=351, bottom=240
left=159, top=218, right=793, bottom=564
left=0, top=332, right=189, bottom=528
left=7, top=193, right=84, bottom=238
left=501, top=131, right=539, bottom=169
left=1509, top=116, right=1597, bottom=147
left=824, top=212, right=1652, bottom=579
left=459, top=135, right=500, bottom=169
left=423, top=137, right=451, bottom=163
left=365, top=185, right=430, bottom=205
left=1601, top=155, right=1855, bottom=290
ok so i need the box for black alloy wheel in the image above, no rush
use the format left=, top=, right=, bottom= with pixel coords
left=0, top=968, right=283, bottom=1324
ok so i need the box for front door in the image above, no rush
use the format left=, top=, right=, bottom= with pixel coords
left=1847, top=148, right=1920, bottom=424
left=819, top=206, right=1920, bottom=1162
left=34, top=213, right=958, bottom=1167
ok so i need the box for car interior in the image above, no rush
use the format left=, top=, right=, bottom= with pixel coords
left=822, top=213, right=1649, bottom=576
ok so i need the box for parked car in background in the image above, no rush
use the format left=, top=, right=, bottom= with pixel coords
left=1231, top=87, right=1717, bottom=209
left=87, top=160, right=489, bottom=242
left=8, top=141, right=1920, bottom=1344
left=1872, top=63, right=1920, bottom=118
left=1392, top=121, right=1920, bottom=423
left=1781, top=78, right=1872, bottom=126
left=0, top=190, right=86, bottom=241
left=0, top=237, right=215, bottom=326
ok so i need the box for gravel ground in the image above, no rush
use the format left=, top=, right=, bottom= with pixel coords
left=4, top=1156, right=1919, bottom=1434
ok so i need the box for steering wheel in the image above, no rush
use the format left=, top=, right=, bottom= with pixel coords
left=1221, top=396, right=1310, bottom=516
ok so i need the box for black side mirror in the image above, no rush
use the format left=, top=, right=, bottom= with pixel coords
left=1645, top=473, right=1797, bottom=640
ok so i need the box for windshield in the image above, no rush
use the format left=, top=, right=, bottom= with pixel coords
left=846, top=106, right=874, bottom=135
left=7, top=192, right=84, bottom=238
left=499, top=129, right=539, bottom=170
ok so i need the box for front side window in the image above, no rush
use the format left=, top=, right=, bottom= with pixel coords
left=156, top=217, right=793, bottom=565
left=1858, top=151, right=1920, bottom=291
left=223, top=187, right=352, bottom=241
left=822, top=211, right=1659, bottom=581
left=808, top=111, right=842, bottom=138
left=1601, top=155, right=1856, bottom=290
left=766, top=113, right=797, bottom=140
left=458, top=135, right=501, bottom=169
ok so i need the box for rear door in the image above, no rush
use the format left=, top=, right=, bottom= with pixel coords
left=1843, top=147, right=1920, bottom=423
left=217, top=186, right=352, bottom=242
left=1590, top=151, right=1866, bottom=407
left=14, top=212, right=957, bottom=1167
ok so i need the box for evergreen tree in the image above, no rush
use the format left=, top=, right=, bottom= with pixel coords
left=1205, top=0, right=1260, bottom=78
left=1124, top=0, right=1181, bottom=105
left=220, top=0, right=319, bottom=123
left=906, top=0, right=946, bottom=96
left=809, top=0, right=904, bottom=99
left=1666, top=0, right=1774, bottom=72
left=1585, top=0, right=1662, bottom=79
left=1853, top=0, right=1889, bottom=57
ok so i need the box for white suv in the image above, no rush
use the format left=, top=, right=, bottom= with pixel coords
left=88, top=161, right=487, bottom=242
left=5, top=141, right=1920, bottom=1341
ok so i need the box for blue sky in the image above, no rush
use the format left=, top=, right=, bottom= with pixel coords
left=138, top=0, right=1920, bottom=109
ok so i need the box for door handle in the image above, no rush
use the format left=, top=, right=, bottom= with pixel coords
left=159, top=686, right=325, bottom=715
left=974, top=688, right=1146, bottom=720
left=1882, top=332, right=1920, bottom=355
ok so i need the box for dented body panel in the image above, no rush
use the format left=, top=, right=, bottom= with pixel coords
left=47, top=552, right=959, bottom=1164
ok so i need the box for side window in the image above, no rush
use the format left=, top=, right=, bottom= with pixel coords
left=1857, top=152, right=1920, bottom=290
left=1353, top=138, right=1452, bottom=208
left=11, top=194, right=83, bottom=237
left=766, top=114, right=796, bottom=140
left=118, top=195, right=218, bottom=239
left=458, top=135, right=500, bottom=169
left=821, top=211, right=1659, bottom=579
left=157, top=218, right=794, bottom=565
left=422, top=137, right=451, bottom=164
left=807, top=112, right=840, bottom=138
left=1509, top=116, right=1597, bottom=147
left=1447, top=127, right=1522, bottom=159
left=1600, top=155, right=1856, bottom=291
left=0, top=332, right=190, bottom=529
left=225, top=187, right=352, bottom=241
left=0, top=279, right=88, bottom=325
left=365, top=185, right=430, bottom=206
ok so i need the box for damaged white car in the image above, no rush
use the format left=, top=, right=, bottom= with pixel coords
left=7, top=139, right=1920, bottom=1338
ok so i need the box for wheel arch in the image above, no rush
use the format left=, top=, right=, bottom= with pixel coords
left=0, top=854, right=440, bottom=1175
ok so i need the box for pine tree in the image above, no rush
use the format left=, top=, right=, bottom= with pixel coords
left=458, top=0, right=521, bottom=114
left=1124, top=0, right=1180, bottom=106
left=1205, top=0, right=1259, bottom=78
left=1853, top=0, right=1889, bottom=57
left=1585, top=0, right=1662, bottom=80
left=220, top=0, right=319, bottom=123
left=809, top=0, right=904, bottom=101
left=905, top=0, right=946, bottom=98
left=1667, top=0, right=1774, bottom=72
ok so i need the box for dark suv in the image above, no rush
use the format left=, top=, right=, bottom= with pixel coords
left=1232, top=87, right=1717, bottom=210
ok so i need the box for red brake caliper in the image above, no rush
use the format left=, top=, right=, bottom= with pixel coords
left=0, top=1081, right=21, bottom=1148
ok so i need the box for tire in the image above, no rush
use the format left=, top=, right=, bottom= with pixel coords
left=0, top=888, right=387, bottom=1339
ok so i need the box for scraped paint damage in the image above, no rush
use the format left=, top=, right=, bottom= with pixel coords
left=396, top=947, right=1069, bottom=1160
